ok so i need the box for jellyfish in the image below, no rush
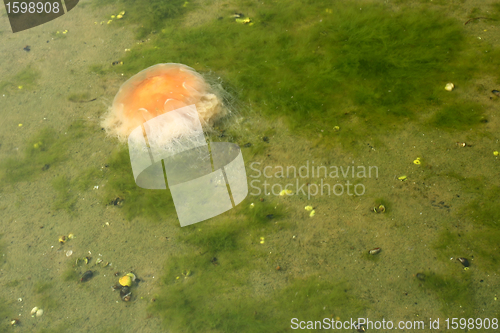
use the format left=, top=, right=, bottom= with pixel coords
left=101, top=63, right=226, bottom=146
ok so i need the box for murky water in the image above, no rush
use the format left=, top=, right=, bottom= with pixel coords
left=0, top=0, right=499, bottom=332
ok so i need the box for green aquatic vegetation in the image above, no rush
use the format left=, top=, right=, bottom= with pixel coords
left=429, top=102, right=485, bottom=130
left=33, top=281, right=60, bottom=310
left=433, top=182, right=500, bottom=271
left=51, top=168, right=103, bottom=214
left=96, top=328, right=123, bottom=333
left=243, top=141, right=268, bottom=158
left=440, top=172, right=487, bottom=195
left=435, top=227, right=500, bottom=272
left=0, top=66, right=40, bottom=94
left=237, top=197, right=285, bottom=228
left=180, top=224, right=239, bottom=254
left=179, top=198, right=285, bottom=254
left=465, top=3, right=500, bottom=25
left=62, top=268, right=79, bottom=282
left=0, top=122, right=92, bottom=185
left=52, top=175, right=78, bottom=213
left=0, top=128, right=62, bottom=183
left=102, top=147, right=176, bottom=222
left=0, top=234, right=5, bottom=266
left=93, top=0, right=190, bottom=39
left=61, top=262, right=79, bottom=282
left=151, top=255, right=365, bottom=333
left=417, top=271, right=474, bottom=317
left=108, top=0, right=485, bottom=149
left=89, top=64, right=106, bottom=75
left=34, top=281, right=53, bottom=294
left=463, top=185, right=500, bottom=228
left=67, top=92, right=91, bottom=102
left=151, top=197, right=359, bottom=331
left=5, top=279, right=20, bottom=288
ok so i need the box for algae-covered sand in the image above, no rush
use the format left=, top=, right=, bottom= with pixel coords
left=0, top=0, right=499, bottom=332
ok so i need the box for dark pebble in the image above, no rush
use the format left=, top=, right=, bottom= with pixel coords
left=262, top=136, right=269, bottom=142
left=416, top=273, right=425, bottom=281
left=492, top=90, right=500, bottom=97
left=42, top=164, right=50, bottom=171
left=243, top=143, right=252, bottom=147
left=23, top=45, right=30, bottom=52
left=266, top=214, right=274, bottom=219
left=80, top=270, right=93, bottom=282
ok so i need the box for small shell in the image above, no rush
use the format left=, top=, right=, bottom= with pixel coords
left=119, top=275, right=132, bottom=287
left=120, top=286, right=131, bottom=301
left=65, top=250, right=73, bottom=257
left=458, top=257, right=470, bottom=267
left=31, top=307, right=39, bottom=315
left=369, top=247, right=381, bottom=255
left=445, top=83, right=455, bottom=91
left=36, top=309, right=43, bottom=318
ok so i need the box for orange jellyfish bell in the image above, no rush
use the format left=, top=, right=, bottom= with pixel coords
left=101, top=63, right=224, bottom=143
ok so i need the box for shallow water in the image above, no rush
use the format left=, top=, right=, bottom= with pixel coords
left=0, top=0, right=499, bottom=332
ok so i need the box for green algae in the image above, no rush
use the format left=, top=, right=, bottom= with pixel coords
left=416, top=271, right=474, bottom=317
left=103, top=0, right=493, bottom=150
left=433, top=183, right=500, bottom=272
left=101, top=148, right=176, bottom=222
left=0, top=121, right=92, bottom=185
left=93, top=0, right=189, bottom=39
left=0, top=66, right=40, bottom=94
left=67, top=92, right=91, bottom=103
left=151, top=257, right=365, bottom=333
